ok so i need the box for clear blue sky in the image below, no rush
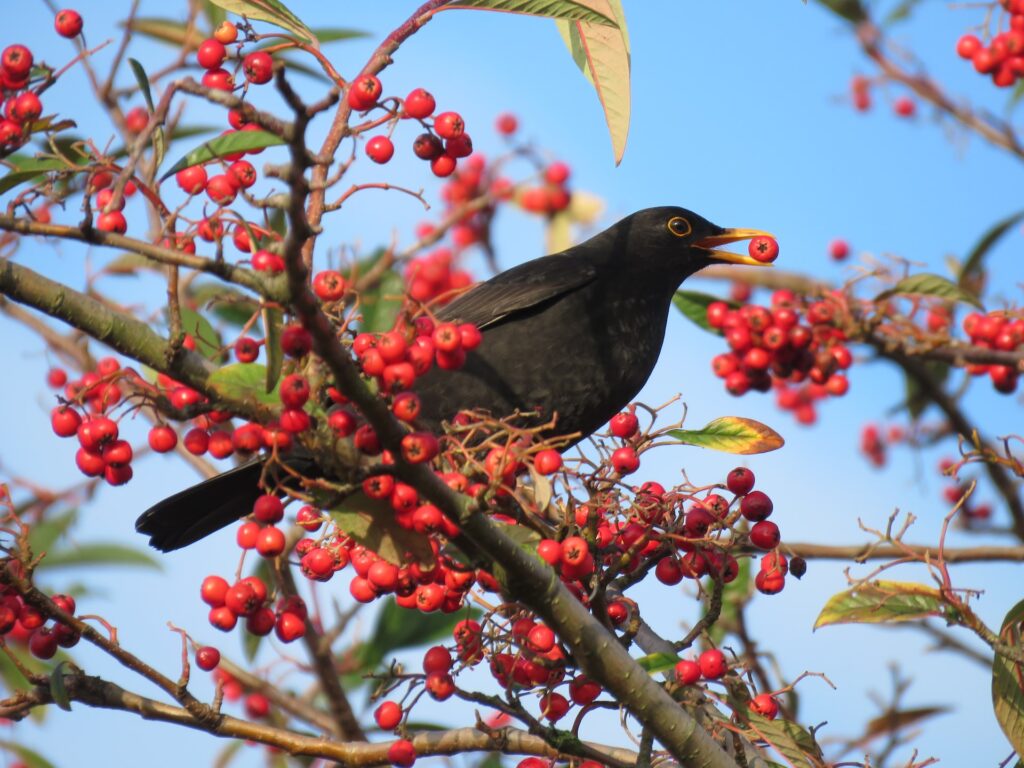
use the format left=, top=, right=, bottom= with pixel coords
left=2, top=1, right=1022, bottom=766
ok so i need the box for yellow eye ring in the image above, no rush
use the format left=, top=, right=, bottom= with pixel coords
left=667, top=217, right=692, bottom=238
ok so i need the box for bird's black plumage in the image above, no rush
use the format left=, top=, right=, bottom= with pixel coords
left=136, top=207, right=770, bottom=551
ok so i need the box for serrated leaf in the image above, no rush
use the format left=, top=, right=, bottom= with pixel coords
left=160, top=130, right=284, bottom=181
left=672, top=290, right=737, bottom=335
left=178, top=306, right=223, bottom=362
left=208, top=363, right=281, bottom=405
left=0, top=740, right=56, bottom=768
left=356, top=598, right=480, bottom=671
left=0, top=157, right=83, bottom=195
left=262, top=305, right=283, bottom=393
left=555, top=0, right=630, bottom=164
left=329, top=491, right=434, bottom=567
left=359, top=268, right=405, bottom=334
left=668, top=417, right=784, bottom=455
left=993, top=598, right=1024, bottom=754
left=742, top=712, right=824, bottom=765
left=814, top=581, right=943, bottom=629
left=40, top=543, right=162, bottom=570
left=122, top=18, right=204, bottom=48
left=958, top=209, right=1024, bottom=289
left=208, top=0, right=317, bottom=46
left=445, top=0, right=616, bottom=25
left=875, top=272, right=983, bottom=309
left=636, top=651, right=678, bottom=674
left=49, top=662, right=72, bottom=711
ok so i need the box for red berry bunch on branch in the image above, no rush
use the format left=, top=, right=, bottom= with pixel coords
left=956, top=0, right=1024, bottom=89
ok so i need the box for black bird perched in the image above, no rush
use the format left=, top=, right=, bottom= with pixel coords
left=137, top=206, right=771, bottom=551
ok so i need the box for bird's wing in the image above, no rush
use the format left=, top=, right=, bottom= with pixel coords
left=436, top=252, right=597, bottom=330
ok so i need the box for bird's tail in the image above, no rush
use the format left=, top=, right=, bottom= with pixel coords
left=135, top=460, right=263, bottom=552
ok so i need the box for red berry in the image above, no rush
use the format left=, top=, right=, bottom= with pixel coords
left=51, top=406, right=82, bottom=437
left=200, top=575, right=229, bottom=607
left=527, top=624, right=556, bottom=653
left=387, top=739, right=416, bottom=768
left=55, top=9, right=84, bottom=38
left=196, top=38, right=226, bottom=70
left=533, top=448, right=562, bottom=475
left=97, top=211, right=128, bottom=234
left=430, top=154, right=457, bottom=177
left=434, top=111, right=465, bottom=140
left=674, top=659, right=701, bottom=685
left=256, top=526, right=286, bottom=557
left=412, top=132, right=443, bottom=160
left=698, top=648, right=728, bottom=679
left=749, top=520, right=781, bottom=550
left=726, top=467, right=755, bottom=496
left=214, top=21, right=238, bottom=44
left=750, top=693, right=779, bottom=719
left=195, top=646, right=220, bottom=671
left=243, top=51, right=274, bottom=85
left=366, top=135, right=395, bottom=164
left=828, top=238, right=850, bottom=261
left=175, top=165, right=207, bottom=196
left=956, top=34, right=982, bottom=59
left=275, top=611, right=305, bottom=642
left=748, top=236, right=779, bottom=263
left=893, top=96, right=915, bottom=117
left=347, top=74, right=382, bottom=111
left=375, top=700, right=402, bottom=730
left=610, top=446, right=640, bottom=475
left=404, top=88, right=436, bottom=119
left=609, top=411, right=639, bottom=438
left=495, top=112, right=518, bottom=135
left=2, top=45, right=33, bottom=79
left=313, top=269, right=346, bottom=301
left=740, top=490, right=773, bottom=521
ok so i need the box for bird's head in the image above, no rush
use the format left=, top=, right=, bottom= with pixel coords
left=606, top=206, right=775, bottom=280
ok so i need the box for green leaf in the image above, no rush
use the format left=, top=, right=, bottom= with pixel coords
left=636, top=651, right=678, bottom=674
left=710, top=555, right=752, bottom=646
left=0, top=157, right=82, bottom=195
left=328, top=491, right=434, bottom=567
left=40, top=543, right=161, bottom=571
left=668, top=417, right=784, bottom=455
left=204, top=1, right=228, bottom=28
left=1009, top=78, right=1024, bottom=110
left=993, top=598, right=1024, bottom=755
left=864, top=706, right=949, bottom=738
left=875, top=272, right=983, bottom=310
left=555, top=0, right=631, bottom=164
left=242, top=557, right=275, bottom=662
left=444, top=0, right=617, bottom=25
left=882, top=0, right=921, bottom=25
left=357, top=598, right=480, bottom=671
left=672, top=290, right=736, bottom=335
left=27, top=509, right=79, bottom=556
left=814, top=581, right=944, bottom=629
left=160, top=130, right=284, bottom=181
left=128, top=58, right=155, bottom=111
left=208, top=363, right=281, bottom=406
left=741, top=712, right=825, bottom=765
left=208, top=0, right=318, bottom=46
left=178, top=306, right=223, bottom=362
left=902, top=360, right=949, bottom=421
left=813, top=0, right=867, bottom=22
left=0, top=740, right=56, bottom=768
left=122, top=17, right=204, bottom=48
left=958, top=209, right=1024, bottom=289
left=262, top=305, right=283, bottom=393
left=49, top=662, right=72, bottom=711
left=359, top=268, right=405, bottom=334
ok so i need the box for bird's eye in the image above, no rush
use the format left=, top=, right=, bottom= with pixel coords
left=667, top=217, right=692, bottom=238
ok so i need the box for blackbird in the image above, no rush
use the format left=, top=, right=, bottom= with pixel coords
left=136, top=206, right=771, bottom=551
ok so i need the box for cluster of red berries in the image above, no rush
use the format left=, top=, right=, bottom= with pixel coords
left=0, top=576, right=80, bottom=661
left=403, top=245, right=474, bottom=304
left=706, top=289, right=852, bottom=423
left=675, top=646, right=780, bottom=718
left=859, top=422, right=901, bottom=468
left=517, top=160, right=573, bottom=216
left=849, top=75, right=916, bottom=117
left=200, top=572, right=307, bottom=642
left=197, top=21, right=274, bottom=92
left=961, top=310, right=1023, bottom=394
left=346, top=73, right=471, bottom=179
left=956, top=1, right=1024, bottom=89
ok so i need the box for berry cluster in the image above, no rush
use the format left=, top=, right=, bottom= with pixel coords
left=200, top=572, right=307, bottom=642
left=0, top=576, right=80, bottom=661
left=961, top=309, right=1023, bottom=394
left=956, top=1, right=1024, bottom=89
left=706, top=289, right=852, bottom=424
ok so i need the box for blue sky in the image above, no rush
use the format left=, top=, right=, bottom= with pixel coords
left=2, top=1, right=1022, bottom=766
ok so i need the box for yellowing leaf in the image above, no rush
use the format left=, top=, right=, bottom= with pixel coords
left=667, top=417, right=783, bottom=455
left=207, top=363, right=281, bottom=406
left=208, top=0, right=317, bottom=46
left=814, top=581, right=944, bottom=629
left=556, top=0, right=631, bottom=164
left=993, top=598, right=1024, bottom=755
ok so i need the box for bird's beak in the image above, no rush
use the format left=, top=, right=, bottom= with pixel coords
left=694, top=228, right=776, bottom=267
